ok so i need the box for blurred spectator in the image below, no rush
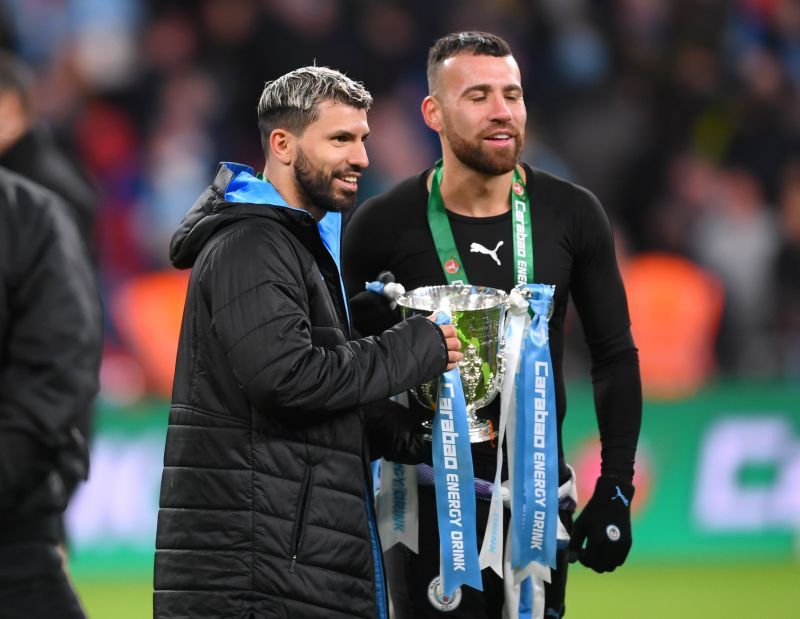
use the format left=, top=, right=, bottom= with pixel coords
left=623, top=253, right=724, bottom=399
left=0, top=168, right=102, bottom=619
left=690, top=167, right=780, bottom=375
left=137, top=67, right=218, bottom=264
left=726, top=45, right=799, bottom=204
left=645, top=151, right=719, bottom=254
left=0, top=52, right=99, bottom=523
left=0, top=52, right=96, bottom=248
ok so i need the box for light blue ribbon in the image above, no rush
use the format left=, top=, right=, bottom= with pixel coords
left=511, top=284, right=558, bottom=571
left=519, top=576, right=533, bottom=619
left=431, top=314, right=482, bottom=598
left=365, top=280, right=386, bottom=295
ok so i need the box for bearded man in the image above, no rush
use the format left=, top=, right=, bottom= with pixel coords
left=153, top=66, right=463, bottom=619
left=343, top=32, right=642, bottom=619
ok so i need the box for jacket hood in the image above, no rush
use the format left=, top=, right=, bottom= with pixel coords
left=169, top=162, right=313, bottom=268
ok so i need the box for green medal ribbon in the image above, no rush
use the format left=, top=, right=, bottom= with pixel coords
left=426, top=162, right=534, bottom=285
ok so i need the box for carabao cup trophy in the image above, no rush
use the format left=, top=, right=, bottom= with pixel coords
left=397, top=284, right=508, bottom=443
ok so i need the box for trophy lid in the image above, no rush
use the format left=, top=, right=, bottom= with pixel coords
left=397, top=285, right=508, bottom=312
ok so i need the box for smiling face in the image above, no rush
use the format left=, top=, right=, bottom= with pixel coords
left=290, top=100, right=370, bottom=214
left=423, top=53, right=526, bottom=176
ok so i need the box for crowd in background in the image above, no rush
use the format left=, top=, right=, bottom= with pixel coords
left=1, top=0, right=799, bottom=402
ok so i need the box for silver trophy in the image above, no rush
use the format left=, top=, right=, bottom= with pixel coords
left=397, top=285, right=508, bottom=443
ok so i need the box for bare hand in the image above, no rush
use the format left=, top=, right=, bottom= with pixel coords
left=427, top=316, right=462, bottom=371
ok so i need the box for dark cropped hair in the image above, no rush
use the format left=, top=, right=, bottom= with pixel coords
left=427, top=31, right=513, bottom=93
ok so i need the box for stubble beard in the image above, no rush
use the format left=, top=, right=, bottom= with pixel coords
left=294, top=148, right=357, bottom=214
left=444, top=119, right=524, bottom=176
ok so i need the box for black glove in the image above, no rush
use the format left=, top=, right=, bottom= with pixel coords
left=568, top=475, right=634, bottom=572
left=348, top=271, right=403, bottom=337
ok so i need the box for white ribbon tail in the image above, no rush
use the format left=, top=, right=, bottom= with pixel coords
left=479, top=295, right=529, bottom=576
left=376, top=460, right=419, bottom=553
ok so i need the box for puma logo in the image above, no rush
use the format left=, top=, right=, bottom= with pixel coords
left=470, top=241, right=503, bottom=266
left=612, top=485, right=630, bottom=507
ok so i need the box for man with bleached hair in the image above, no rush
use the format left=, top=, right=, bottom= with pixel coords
left=153, top=66, right=462, bottom=619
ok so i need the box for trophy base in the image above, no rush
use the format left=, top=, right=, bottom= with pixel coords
left=421, top=418, right=497, bottom=443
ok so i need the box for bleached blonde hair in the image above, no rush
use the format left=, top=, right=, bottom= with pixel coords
left=257, top=66, right=372, bottom=154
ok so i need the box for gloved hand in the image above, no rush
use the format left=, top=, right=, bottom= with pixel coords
left=364, top=270, right=406, bottom=308
left=568, top=475, right=634, bottom=572
left=349, top=271, right=405, bottom=337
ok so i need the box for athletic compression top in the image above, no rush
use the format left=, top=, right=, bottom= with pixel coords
left=343, top=164, right=641, bottom=484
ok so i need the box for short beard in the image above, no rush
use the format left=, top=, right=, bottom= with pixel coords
left=294, top=148, right=357, bottom=213
left=444, top=120, right=523, bottom=176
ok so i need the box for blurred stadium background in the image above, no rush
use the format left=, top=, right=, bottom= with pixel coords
left=2, top=0, right=799, bottom=617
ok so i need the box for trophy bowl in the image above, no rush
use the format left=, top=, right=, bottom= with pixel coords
left=397, top=284, right=508, bottom=443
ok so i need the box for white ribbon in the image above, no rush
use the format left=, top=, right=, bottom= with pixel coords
left=502, top=468, right=578, bottom=619
left=376, top=460, right=419, bottom=553
left=376, top=391, right=419, bottom=553
left=478, top=289, right=530, bottom=576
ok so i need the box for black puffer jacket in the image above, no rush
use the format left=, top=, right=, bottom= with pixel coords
left=0, top=167, right=101, bottom=545
left=154, top=164, right=445, bottom=619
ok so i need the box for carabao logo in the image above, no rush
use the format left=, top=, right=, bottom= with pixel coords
left=694, top=416, right=800, bottom=530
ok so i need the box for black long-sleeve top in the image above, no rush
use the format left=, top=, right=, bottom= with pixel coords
left=343, top=165, right=642, bottom=484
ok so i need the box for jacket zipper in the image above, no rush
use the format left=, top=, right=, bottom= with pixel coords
left=289, top=465, right=314, bottom=573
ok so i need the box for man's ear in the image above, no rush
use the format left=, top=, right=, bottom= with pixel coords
left=268, top=128, right=294, bottom=165
left=0, top=91, right=29, bottom=147
left=421, top=96, right=443, bottom=133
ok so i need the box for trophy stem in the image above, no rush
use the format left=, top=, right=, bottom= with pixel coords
left=465, top=407, right=498, bottom=443
left=398, top=284, right=507, bottom=445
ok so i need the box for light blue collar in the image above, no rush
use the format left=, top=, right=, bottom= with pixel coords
left=222, top=162, right=292, bottom=208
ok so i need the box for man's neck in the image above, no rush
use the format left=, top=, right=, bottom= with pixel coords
left=429, top=157, right=521, bottom=218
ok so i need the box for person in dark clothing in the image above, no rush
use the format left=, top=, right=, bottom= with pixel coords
left=0, top=52, right=96, bottom=249
left=342, top=32, right=642, bottom=619
left=0, top=168, right=102, bottom=619
left=0, top=51, right=99, bottom=553
left=153, top=66, right=462, bottom=619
